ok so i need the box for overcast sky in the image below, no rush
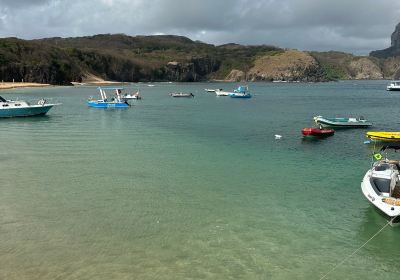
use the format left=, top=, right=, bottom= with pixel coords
left=0, top=0, right=399, bottom=54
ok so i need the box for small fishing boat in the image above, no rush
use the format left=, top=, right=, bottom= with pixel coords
left=122, top=91, right=141, bottom=100
left=301, top=127, right=335, bottom=137
left=87, top=87, right=129, bottom=108
left=361, top=145, right=400, bottom=225
left=229, top=86, right=252, bottom=98
left=0, top=96, right=60, bottom=117
left=169, top=92, right=194, bottom=98
left=204, top=88, right=216, bottom=93
left=387, top=80, right=400, bottom=91
left=366, top=132, right=400, bottom=142
left=314, top=116, right=372, bottom=128
left=215, top=89, right=230, bottom=96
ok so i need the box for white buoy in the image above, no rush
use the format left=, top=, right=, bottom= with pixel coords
left=275, top=134, right=282, bottom=140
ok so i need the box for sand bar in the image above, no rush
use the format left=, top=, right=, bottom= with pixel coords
left=0, top=82, right=51, bottom=90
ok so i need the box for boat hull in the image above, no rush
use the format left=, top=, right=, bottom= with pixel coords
left=170, top=93, right=194, bottom=97
left=0, top=104, right=53, bottom=117
left=301, top=127, right=334, bottom=137
left=387, top=87, right=400, bottom=91
left=366, top=132, right=400, bottom=142
left=87, top=101, right=129, bottom=108
left=230, top=94, right=252, bottom=98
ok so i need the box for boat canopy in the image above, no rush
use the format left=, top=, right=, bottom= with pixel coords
left=0, top=96, right=7, bottom=102
left=97, top=87, right=124, bottom=90
left=235, top=86, right=248, bottom=93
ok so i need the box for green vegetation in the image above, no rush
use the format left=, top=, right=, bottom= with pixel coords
left=0, top=34, right=396, bottom=84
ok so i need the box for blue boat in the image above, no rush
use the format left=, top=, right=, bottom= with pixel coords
left=87, top=87, right=130, bottom=108
left=0, top=96, right=60, bottom=117
left=229, top=86, right=252, bottom=98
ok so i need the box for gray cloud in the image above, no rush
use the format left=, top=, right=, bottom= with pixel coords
left=0, top=0, right=399, bottom=54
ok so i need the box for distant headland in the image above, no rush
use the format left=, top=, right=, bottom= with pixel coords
left=1, top=23, right=400, bottom=85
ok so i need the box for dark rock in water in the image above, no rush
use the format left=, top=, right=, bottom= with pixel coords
left=370, top=23, right=400, bottom=58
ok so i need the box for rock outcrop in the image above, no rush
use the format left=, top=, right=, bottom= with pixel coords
left=370, top=23, right=400, bottom=58
left=348, top=58, right=383, bottom=79
left=225, top=69, right=246, bottom=81
left=246, top=50, right=327, bottom=82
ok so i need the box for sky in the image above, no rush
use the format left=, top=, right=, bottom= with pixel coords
left=0, top=0, right=399, bottom=55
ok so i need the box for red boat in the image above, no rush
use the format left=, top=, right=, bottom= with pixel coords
left=302, top=127, right=335, bottom=137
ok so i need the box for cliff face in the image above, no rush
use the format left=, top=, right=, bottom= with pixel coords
left=246, top=50, right=326, bottom=82
left=370, top=23, right=400, bottom=58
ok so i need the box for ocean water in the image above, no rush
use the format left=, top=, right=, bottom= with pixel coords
left=0, top=81, right=400, bottom=279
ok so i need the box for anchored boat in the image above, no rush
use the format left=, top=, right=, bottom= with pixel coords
left=301, top=127, right=335, bottom=137
left=169, top=92, right=194, bottom=98
left=122, top=91, right=141, bottom=100
left=215, top=89, right=230, bottom=96
left=387, top=80, right=400, bottom=91
left=229, top=86, right=252, bottom=98
left=87, top=87, right=130, bottom=108
left=314, top=116, right=372, bottom=128
left=366, top=132, right=400, bottom=142
left=0, top=96, right=60, bottom=117
left=361, top=145, right=400, bottom=225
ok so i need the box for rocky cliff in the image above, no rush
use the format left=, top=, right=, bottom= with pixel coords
left=370, top=23, right=400, bottom=58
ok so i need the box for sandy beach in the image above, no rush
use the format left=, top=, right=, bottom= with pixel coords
left=0, top=82, right=50, bottom=90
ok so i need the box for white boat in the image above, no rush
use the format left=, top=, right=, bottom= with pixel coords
left=204, top=88, right=216, bottom=93
left=122, top=91, right=141, bottom=100
left=361, top=145, right=400, bottom=225
left=215, top=89, right=230, bottom=96
left=169, top=92, right=194, bottom=98
left=0, top=96, right=60, bottom=117
left=386, top=80, right=400, bottom=91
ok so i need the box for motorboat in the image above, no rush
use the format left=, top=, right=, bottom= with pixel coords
left=204, top=88, right=216, bottom=93
left=122, top=91, right=141, bottom=100
left=87, top=87, right=130, bottom=108
left=387, top=80, right=400, bottom=91
left=215, top=89, right=230, bottom=96
left=361, top=145, right=400, bottom=224
left=229, top=86, right=252, bottom=98
left=314, top=116, right=372, bottom=128
left=301, top=127, right=335, bottom=137
left=0, top=95, right=60, bottom=117
left=366, top=132, right=400, bottom=142
left=169, top=92, right=194, bottom=98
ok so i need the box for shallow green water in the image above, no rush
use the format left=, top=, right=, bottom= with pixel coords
left=1, top=81, right=400, bottom=279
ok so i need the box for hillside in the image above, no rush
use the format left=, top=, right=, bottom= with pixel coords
left=1, top=33, right=400, bottom=84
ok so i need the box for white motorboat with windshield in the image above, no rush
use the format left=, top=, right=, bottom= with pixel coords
left=361, top=145, right=400, bottom=225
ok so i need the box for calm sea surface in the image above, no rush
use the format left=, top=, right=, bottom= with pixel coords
left=1, top=81, right=400, bottom=279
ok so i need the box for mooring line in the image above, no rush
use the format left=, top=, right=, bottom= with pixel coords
left=319, top=218, right=394, bottom=280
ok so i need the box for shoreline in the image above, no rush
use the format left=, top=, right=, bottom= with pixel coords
left=0, top=82, right=51, bottom=90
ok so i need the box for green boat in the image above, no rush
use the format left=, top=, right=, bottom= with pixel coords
left=313, top=116, right=372, bottom=128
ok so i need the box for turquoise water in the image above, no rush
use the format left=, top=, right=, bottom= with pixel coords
left=1, top=81, right=400, bottom=279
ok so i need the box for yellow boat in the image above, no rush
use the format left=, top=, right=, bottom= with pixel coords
left=366, top=131, right=400, bottom=141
